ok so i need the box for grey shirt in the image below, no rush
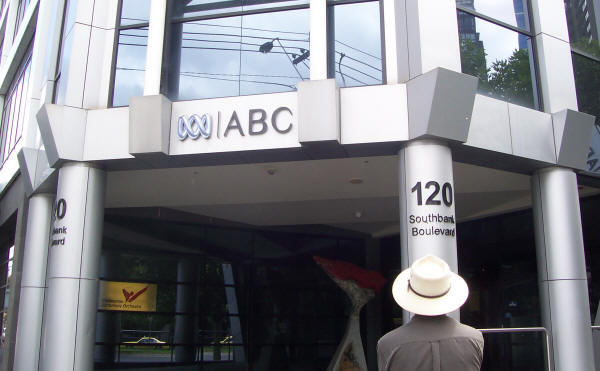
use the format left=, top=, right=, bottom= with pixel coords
left=377, top=315, right=484, bottom=371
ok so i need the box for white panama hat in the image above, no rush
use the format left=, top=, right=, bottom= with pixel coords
left=392, top=254, right=469, bottom=316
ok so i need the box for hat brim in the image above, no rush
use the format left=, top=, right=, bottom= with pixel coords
left=392, top=268, right=469, bottom=316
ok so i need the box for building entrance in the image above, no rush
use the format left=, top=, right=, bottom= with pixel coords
left=90, top=198, right=572, bottom=371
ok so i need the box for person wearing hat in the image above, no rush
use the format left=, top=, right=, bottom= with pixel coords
left=377, top=254, right=484, bottom=371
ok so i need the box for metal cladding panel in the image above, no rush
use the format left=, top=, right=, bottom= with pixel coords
left=398, top=140, right=459, bottom=322
left=530, top=0, right=570, bottom=41
left=297, top=79, right=340, bottom=143
left=532, top=168, right=587, bottom=281
left=398, top=140, right=458, bottom=271
left=73, top=278, right=100, bottom=371
left=546, top=279, right=595, bottom=371
left=383, top=0, right=409, bottom=84
left=84, top=107, right=133, bottom=161
left=466, top=95, right=512, bottom=154
left=61, top=23, right=92, bottom=108
left=536, top=34, right=578, bottom=113
left=40, top=278, right=79, bottom=371
left=79, top=167, right=106, bottom=279
left=552, top=109, right=596, bottom=170
left=21, top=193, right=54, bottom=287
left=406, top=0, right=461, bottom=77
left=36, top=104, right=87, bottom=166
left=309, top=0, right=327, bottom=80
left=47, top=163, right=105, bottom=280
left=129, top=94, right=172, bottom=156
left=17, top=148, right=38, bottom=196
left=340, top=84, right=409, bottom=144
left=407, top=68, right=477, bottom=142
left=14, top=287, right=45, bottom=371
left=509, top=103, right=556, bottom=163
left=83, top=27, right=116, bottom=109
left=531, top=174, right=548, bottom=282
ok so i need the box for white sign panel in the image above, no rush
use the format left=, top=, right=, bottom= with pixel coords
left=170, top=92, right=299, bottom=155
left=400, top=141, right=458, bottom=271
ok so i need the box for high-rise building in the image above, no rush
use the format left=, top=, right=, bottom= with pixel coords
left=0, top=1, right=596, bottom=371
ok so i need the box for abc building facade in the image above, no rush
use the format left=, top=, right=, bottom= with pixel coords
left=0, top=0, right=599, bottom=370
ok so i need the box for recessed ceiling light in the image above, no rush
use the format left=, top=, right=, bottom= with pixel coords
left=349, top=178, right=363, bottom=184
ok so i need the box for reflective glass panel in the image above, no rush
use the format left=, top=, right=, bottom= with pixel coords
left=332, top=1, right=383, bottom=87
left=54, top=0, right=78, bottom=105
left=1, top=53, right=30, bottom=165
left=564, top=0, right=600, bottom=57
left=167, top=9, right=309, bottom=101
left=456, top=0, right=529, bottom=30
left=120, top=0, right=151, bottom=26
left=176, top=0, right=308, bottom=20
left=458, top=11, right=535, bottom=108
left=572, top=53, right=600, bottom=173
left=112, top=28, right=148, bottom=107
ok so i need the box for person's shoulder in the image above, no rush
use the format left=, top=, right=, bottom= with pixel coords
left=452, top=320, right=484, bottom=342
left=378, top=324, right=412, bottom=347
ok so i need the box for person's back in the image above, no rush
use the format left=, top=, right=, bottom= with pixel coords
left=377, top=315, right=483, bottom=371
left=376, top=255, right=484, bottom=371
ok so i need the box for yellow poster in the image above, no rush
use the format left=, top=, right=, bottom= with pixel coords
left=99, top=281, right=157, bottom=312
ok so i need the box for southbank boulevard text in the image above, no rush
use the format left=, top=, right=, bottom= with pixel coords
left=409, top=213, right=456, bottom=237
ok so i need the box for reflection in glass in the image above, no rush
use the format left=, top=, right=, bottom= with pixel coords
left=14, top=0, right=31, bottom=37
left=1, top=53, right=31, bottom=166
left=112, top=28, right=148, bottom=107
left=120, top=0, right=151, bottom=26
left=178, top=0, right=309, bottom=19
left=458, top=11, right=535, bottom=108
left=167, top=9, right=309, bottom=101
left=54, top=0, right=79, bottom=105
left=565, top=0, right=600, bottom=57
left=456, top=0, right=529, bottom=30
left=572, top=53, right=600, bottom=173
left=332, top=1, right=382, bottom=87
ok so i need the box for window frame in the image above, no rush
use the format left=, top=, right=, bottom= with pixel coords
left=456, top=1, right=542, bottom=110
left=108, top=0, right=150, bottom=107
left=0, top=43, right=31, bottom=168
left=162, top=0, right=312, bottom=101
left=325, top=0, right=384, bottom=86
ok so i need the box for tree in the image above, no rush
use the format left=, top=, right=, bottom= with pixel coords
left=487, top=49, right=534, bottom=108
left=460, top=38, right=534, bottom=108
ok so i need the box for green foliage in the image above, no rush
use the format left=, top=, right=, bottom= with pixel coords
left=488, top=49, right=534, bottom=108
left=460, top=37, right=534, bottom=108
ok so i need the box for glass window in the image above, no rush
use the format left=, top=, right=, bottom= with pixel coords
left=457, top=1, right=538, bottom=109
left=53, top=0, right=78, bottom=105
left=177, top=0, right=308, bottom=19
left=0, top=246, right=12, bottom=346
left=456, top=0, right=530, bottom=30
left=565, top=0, right=600, bottom=57
left=0, top=46, right=31, bottom=166
left=329, top=0, right=383, bottom=87
left=564, top=1, right=600, bottom=173
left=110, top=0, right=150, bottom=107
left=165, top=1, right=309, bottom=101
left=120, top=0, right=151, bottom=26
left=13, top=0, right=30, bottom=38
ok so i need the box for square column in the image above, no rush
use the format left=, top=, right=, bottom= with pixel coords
left=39, top=162, right=106, bottom=371
left=532, top=167, right=594, bottom=371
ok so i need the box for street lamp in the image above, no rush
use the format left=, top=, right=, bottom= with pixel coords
left=259, top=38, right=306, bottom=80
